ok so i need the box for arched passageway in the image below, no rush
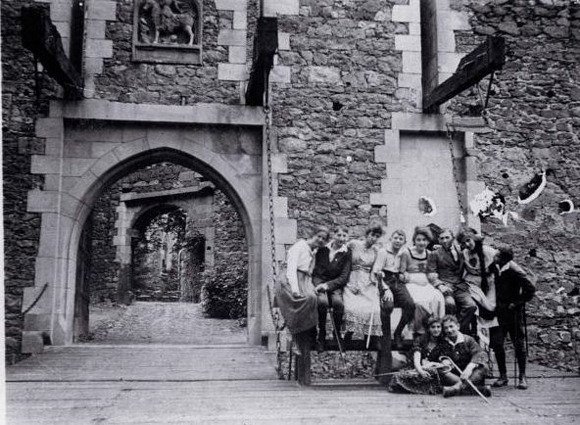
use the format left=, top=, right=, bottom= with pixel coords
left=72, top=159, right=250, bottom=344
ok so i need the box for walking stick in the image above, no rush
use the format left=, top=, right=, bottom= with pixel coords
left=288, top=335, right=293, bottom=380
left=513, top=309, right=518, bottom=388
left=327, top=292, right=348, bottom=368
left=439, top=356, right=490, bottom=404
left=367, top=311, right=374, bottom=349
left=523, top=304, right=529, bottom=357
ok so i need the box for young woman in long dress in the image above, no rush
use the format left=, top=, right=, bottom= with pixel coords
left=342, top=223, right=385, bottom=339
left=277, top=226, right=330, bottom=340
left=399, top=226, right=446, bottom=333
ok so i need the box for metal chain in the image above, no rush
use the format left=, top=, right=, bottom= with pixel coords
left=263, top=103, right=286, bottom=379
left=446, top=124, right=467, bottom=224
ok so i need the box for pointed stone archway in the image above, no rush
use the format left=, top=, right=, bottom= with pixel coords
left=22, top=100, right=297, bottom=352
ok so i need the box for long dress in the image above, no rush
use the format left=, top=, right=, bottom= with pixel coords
left=275, top=239, right=318, bottom=334
left=387, top=334, right=444, bottom=394
left=342, top=240, right=383, bottom=338
left=399, top=248, right=446, bottom=324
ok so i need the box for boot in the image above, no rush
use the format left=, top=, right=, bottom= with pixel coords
left=492, top=376, right=509, bottom=387
left=517, top=375, right=528, bottom=390
left=478, top=385, right=492, bottom=397
left=443, top=384, right=461, bottom=398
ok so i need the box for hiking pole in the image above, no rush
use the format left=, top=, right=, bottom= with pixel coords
left=439, top=356, right=490, bottom=404
left=287, top=335, right=293, bottom=380
left=513, top=309, right=518, bottom=388
left=523, top=304, right=529, bottom=357
left=327, top=292, right=347, bottom=368
left=367, top=311, right=374, bottom=349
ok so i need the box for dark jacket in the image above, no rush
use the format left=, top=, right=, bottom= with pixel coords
left=312, top=246, right=352, bottom=292
left=430, top=245, right=464, bottom=287
left=493, top=261, right=536, bottom=310
left=434, top=333, right=488, bottom=371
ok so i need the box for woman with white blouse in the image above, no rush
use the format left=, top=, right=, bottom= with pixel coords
left=277, top=226, right=330, bottom=339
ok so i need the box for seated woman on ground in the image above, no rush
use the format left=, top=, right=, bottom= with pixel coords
left=387, top=316, right=447, bottom=395
left=342, top=222, right=385, bottom=342
left=276, top=226, right=330, bottom=351
left=436, top=315, right=492, bottom=398
left=399, top=226, right=445, bottom=334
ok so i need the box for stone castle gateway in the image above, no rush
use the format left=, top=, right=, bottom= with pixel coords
left=4, top=0, right=579, bottom=372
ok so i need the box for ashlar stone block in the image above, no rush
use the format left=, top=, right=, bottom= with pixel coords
left=271, top=66, right=291, bottom=84
left=215, top=0, right=247, bottom=11
left=233, top=10, right=247, bottom=29
left=278, top=32, right=290, bottom=50
left=218, top=29, right=247, bottom=46
left=85, top=39, right=113, bottom=59
left=274, top=218, right=297, bottom=245
left=392, top=0, right=420, bottom=23
left=87, top=1, right=117, bottom=21
left=395, top=35, right=421, bottom=52
left=263, top=0, right=299, bottom=17
left=218, top=63, right=247, bottom=81
left=228, top=46, right=247, bottom=64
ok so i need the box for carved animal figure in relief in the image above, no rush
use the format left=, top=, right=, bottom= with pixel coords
left=141, top=0, right=196, bottom=46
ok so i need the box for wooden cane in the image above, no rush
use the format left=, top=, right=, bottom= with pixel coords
left=439, top=356, right=490, bottom=404
left=513, top=309, right=518, bottom=388
left=367, top=311, right=374, bottom=349
left=327, top=292, right=348, bottom=368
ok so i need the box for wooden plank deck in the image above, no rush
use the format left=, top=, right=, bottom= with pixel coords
left=6, top=345, right=580, bottom=424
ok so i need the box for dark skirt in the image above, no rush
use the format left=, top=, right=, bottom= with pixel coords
left=275, top=270, right=318, bottom=334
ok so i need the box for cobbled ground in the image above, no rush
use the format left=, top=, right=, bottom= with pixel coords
left=86, top=301, right=247, bottom=345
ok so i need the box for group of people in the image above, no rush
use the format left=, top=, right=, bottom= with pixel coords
left=276, top=222, right=536, bottom=397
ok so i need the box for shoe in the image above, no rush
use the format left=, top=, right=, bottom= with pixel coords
left=315, top=340, right=325, bottom=353
left=443, top=385, right=460, bottom=398
left=517, top=376, right=528, bottom=390
left=492, top=376, right=509, bottom=387
left=478, top=385, right=492, bottom=397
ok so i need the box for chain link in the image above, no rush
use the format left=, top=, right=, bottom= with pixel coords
left=446, top=124, right=467, bottom=224
left=263, top=103, right=287, bottom=379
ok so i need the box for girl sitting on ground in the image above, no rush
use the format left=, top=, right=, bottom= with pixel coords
left=387, top=316, right=447, bottom=395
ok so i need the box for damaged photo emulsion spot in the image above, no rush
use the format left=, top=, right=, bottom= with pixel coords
left=418, top=196, right=437, bottom=217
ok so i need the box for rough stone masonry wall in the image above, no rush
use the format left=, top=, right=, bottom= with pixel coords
left=274, top=0, right=407, bottom=238
left=89, top=163, right=248, bottom=304
left=447, top=0, right=580, bottom=372
left=2, top=0, right=60, bottom=363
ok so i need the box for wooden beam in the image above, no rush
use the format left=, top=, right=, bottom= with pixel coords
left=423, top=36, right=505, bottom=113
left=21, top=4, right=83, bottom=99
left=245, top=17, right=278, bottom=107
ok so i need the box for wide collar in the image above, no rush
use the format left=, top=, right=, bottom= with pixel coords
left=445, top=332, right=466, bottom=346
left=498, top=261, right=512, bottom=275
left=385, top=242, right=404, bottom=256
left=326, top=242, right=348, bottom=254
